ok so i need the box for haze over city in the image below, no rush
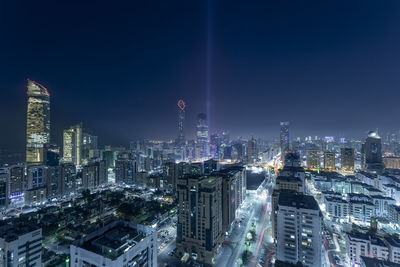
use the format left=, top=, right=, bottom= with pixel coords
left=2, top=0, right=400, bottom=151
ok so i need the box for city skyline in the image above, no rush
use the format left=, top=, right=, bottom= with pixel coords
left=2, top=0, right=400, bottom=151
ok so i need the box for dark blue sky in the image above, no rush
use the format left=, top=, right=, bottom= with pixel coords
left=1, top=0, right=400, bottom=150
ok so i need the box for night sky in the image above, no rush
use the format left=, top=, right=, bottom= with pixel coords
left=1, top=0, right=400, bottom=151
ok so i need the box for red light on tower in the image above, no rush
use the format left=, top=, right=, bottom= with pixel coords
left=177, top=99, right=185, bottom=111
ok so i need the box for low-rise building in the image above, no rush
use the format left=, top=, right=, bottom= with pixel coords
left=346, top=231, right=389, bottom=265
left=0, top=223, right=42, bottom=267
left=384, top=235, right=400, bottom=264
left=324, top=196, right=349, bottom=222
left=70, top=220, right=157, bottom=267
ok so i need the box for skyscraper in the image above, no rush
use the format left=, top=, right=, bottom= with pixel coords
left=63, top=123, right=83, bottom=167
left=341, top=147, right=355, bottom=172
left=280, top=121, right=290, bottom=161
left=247, top=138, right=258, bottom=163
left=324, top=151, right=335, bottom=170
left=362, top=131, right=384, bottom=173
left=306, top=149, right=321, bottom=169
left=176, top=99, right=185, bottom=146
left=26, top=79, right=50, bottom=166
left=196, top=113, right=210, bottom=160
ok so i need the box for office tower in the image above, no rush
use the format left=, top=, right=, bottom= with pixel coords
left=162, top=162, right=179, bottom=192
left=204, top=159, right=219, bottom=175
left=324, top=151, right=335, bottom=170
left=63, top=123, right=83, bottom=167
left=176, top=99, right=186, bottom=146
left=46, top=144, right=60, bottom=166
left=58, top=163, right=76, bottom=196
left=283, top=152, right=302, bottom=168
left=280, top=121, right=290, bottom=161
left=276, top=191, right=323, bottom=267
left=82, top=160, right=107, bottom=189
left=233, top=142, right=245, bottom=162
left=70, top=220, right=157, bottom=267
left=46, top=165, right=59, bottom=198
left=25, top=165, right=47, bottom=205
left=341, top=147, right=355, bottom=172
left=220, top=172, right=238, bottom=233
left=362, top=131, right=384, bottom=173
left=195, top=113, right=210, bottom=160
left=247, top=138, right=258, bottom=163
left=82, top=132, right=98, bottom=165
left=9, top=164, right=24, bottom=201
left=26, top=79, right=51, bottom=166
left=0, top=169, right=8, bottom=210
left=0, top=223, right=42, bottom=267
left=115, top=156, right=138, bottom=185
left=306, top=149, right=321, bottom=169
left=176, top=175, right=223, bottom=265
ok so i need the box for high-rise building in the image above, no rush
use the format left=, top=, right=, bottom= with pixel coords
left=324, top=151, right=335, bottom=170
left=0, top=223, right=42, bottom=267
left=362, top=131, right=384, bottom=173
left=204, top=159, right=219, bottom=175
left=0, top=169, right=8, bottom=210
left=195, top=113, right=210, bottom=160
left=82, top=132, right=98, bottom=165
left=280, top=121, right=290, bottom=161
left=383, top=157, right=400, bottom=170
left=25, top=165, right=47, bottom=205
left=247, top=138, right=258, bottom=163
left=26, top=79, right=51, bottom=166
left=341, top=147, right=355, bottom=172
left=115, top=156, right=138, bottom=185
left=63, top=123, right=83, bottom=167
left=9, top=164, right=24, bottom=201
left=161, top=162, right=178, bottom=191
left=276, top=191, right=323, bottom=266
left=306, top=149, right=321, bottom=169
left=82, top=160, right=107, bottom=189
left=176, top=175, right=223, bottom=265
left=58, top=163, right=76, bottom=196
left=176, top=99, right=186, bottom=146
left=70, top=220, right=157, bottom=267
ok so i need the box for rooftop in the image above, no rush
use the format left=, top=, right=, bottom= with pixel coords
left=384, top=235, right=400, bottom=248
left=347, top=231, right=386, bottom=247
left=0, top=223, right=40, bottom=242
left=278, top=191, right=320, bottom=211
left=73, top=220, right=154, bottom=260
left=360, top=256, right=400, bottom=267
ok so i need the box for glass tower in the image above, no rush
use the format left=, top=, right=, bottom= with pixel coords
left=26, top=79, right=50, bottom=166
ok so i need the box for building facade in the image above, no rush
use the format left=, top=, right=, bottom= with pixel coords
left=26, top=79, right=50, bottom=166
left=176, top=175, right=223, bottom=265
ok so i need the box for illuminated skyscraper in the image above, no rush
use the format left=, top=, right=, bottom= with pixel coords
left=63, top=123, right=83, bottom=167
left=176, top=99, right=185, bottom=146
left=280, top=121, right=290, bottom=161
left=196, top=113, right=210, bottom=160
left=324, top=151, right=335, bottom=170
left=362, top=131, right=384, bottom=173
left=26, top=79, right=51, bottom=166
